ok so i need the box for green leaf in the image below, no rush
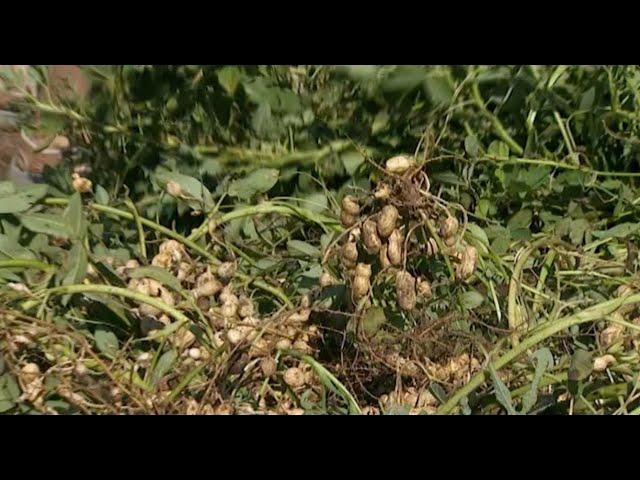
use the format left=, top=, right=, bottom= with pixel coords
left=242, top=77, right=279, bottom=107
left=488, top=140, right=509, bottom=158
left=491, top=235, right=511, bottom=256
left=568, top=350, right=593, bottom=382
left=228, top=168, right=279, bottom=199
left=299, top=192, right=328, bottom=213
left=0, top=233, right=35, bottom=260
left=63, top=192, right=87, bottom=240
left=430, top=171, right=464, bottom=186
left=95, top=185, right=110, bottom=205
left=464, top=135, right=482, bottom=157
left=488, top=363, right=518, bottom=415
left=0, top=399, right=15, bottom=413
left=151, top=349, right=178, bottom=388
left=287, top=240, right=321, bottom=259
left=340, top=150, right=365, bottom=176
left=94, top=329, right=119, bottom=358
left=372, top=110, right=389, bottom=135
left=0, top=183, right=48, bottom=214
left=361, top=306, right=387, bottom=337
left=569, top=218, right=589, bottom=245
left=0, top=182, right=16, bottom=196
left=593, top=222, right=639, bottom=239
left=507, top=209, right=532, bottom=231
left=62, top=243, right=88, bottom=287
left=423, top=73, right=454, bottom=104
left=20, top=213, right=71, bottom=238
left=579, top=87, right=596, bottom=111
left=381, top=66, right=426, bottom=93
left=129, top=266, right=183, bottom=293
left=217, top=66, right=243, bottom=96
left=460, top=290, right=484, bottom=310
left=520, top=348, right=553, bottom=414
left=4, top=374, right=20, bottom=400
left=465, top=223, right=490, bottom=255
left=519, top=167, right=550, bottom=189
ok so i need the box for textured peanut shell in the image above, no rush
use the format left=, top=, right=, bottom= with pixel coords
left=377, top=205, right=399, bottom=239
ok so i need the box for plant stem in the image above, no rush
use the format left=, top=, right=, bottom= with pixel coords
left=43, top=283, right=191, bottom=326
left=470, top=81, right=524, bottom=156
left=481, top=155, right=640, bottom=178
left=0, top=259, right=54, bottom=271
left=508, top=238, right=559, bottom=346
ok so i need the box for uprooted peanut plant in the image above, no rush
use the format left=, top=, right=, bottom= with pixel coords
left=2, top=65, right=640, bottom=415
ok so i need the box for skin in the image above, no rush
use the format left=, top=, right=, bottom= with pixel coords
left=1, top=65, right=90, bottom=183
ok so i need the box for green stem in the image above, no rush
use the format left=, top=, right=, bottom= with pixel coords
left=481, top=155, right=640, bottom=178
left=214, top=202, right=341, bottom=233
left=125, top=198, right=147, bottom=261
left=192, top=140, right=352, bottom=169
left=471, top=81, right=524, bottom=156
left=0, top=259, right=54, bottom=271
left=508, top=238, right=559, bottom=345
left=438, top=293, right=640, bottom=414
left=42, top=283, right=191, bottom=329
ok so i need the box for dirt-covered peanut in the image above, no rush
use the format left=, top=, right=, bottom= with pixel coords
left=283, top=367, right=305, bottom=388
left=237, top=297, right=254, bottom=318
left=417, top=278, right=432, bottom=299
left=353, top=275, right=371, bottom=300
left=193, top=278, right=222, bottom=298
left=444, top=235, right=457, bottom=247
left=377, top=205, right=399, bottom=239
left=440, top=216, right=459, bottom=239
left=355, top=262, right=372, bottom=279
left=217, top=262, right=236, bottom=283
left=275, top=338, right=292, bottom=350
left=319, top=271, right=336, bottom=288
left=286, top=308, right=311, bottom=323
left=159, top=240, right=185, bottom=263
left=363, top=219, right=382, bottom=254
left=139, top=303, right=161, bottom=317
left=72, top=173, right=92, bottom=193
left=341, top=195, right=360, bottom=216
left=387, top=229, right=403, bottom=266
left=221, top=301, right=238, bottom=319
left=379, top=244, right=391, bottom=269
left=396, top=270, right=416, bottom=311
left=385, top=155, right=415, bottom=174
left=374, top=183, right=392, bottom=200
left=593, top=354, right=616, bottom=371
left=341, top=210, right=358, bottom=228
left=341, top=241, right=359, bottom=267
left=226, top=328, right=244, bottom=345
left=218, top=286, right=238, bottom=305
left=455, top=245, right=478, bottom=281
left=151, top=251, right=172, bottom=268
left=260, top=357, right=277, bottom=377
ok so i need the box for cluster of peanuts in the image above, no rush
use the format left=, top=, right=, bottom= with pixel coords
left=324, top=156, right=479, bottom=313
left=117, top=240, right=323, bottom=391
left=375, top=386, right=439, bottom=415
left=425, top=352, right=482, bottom=385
